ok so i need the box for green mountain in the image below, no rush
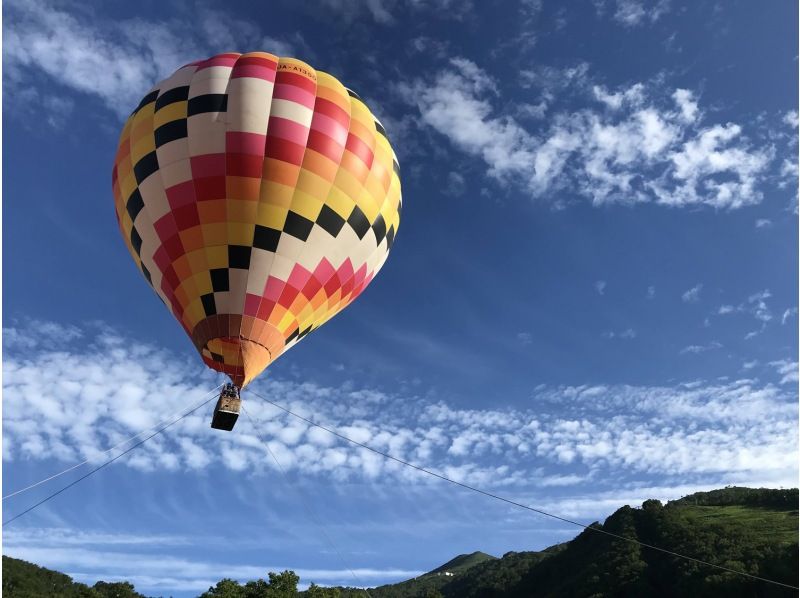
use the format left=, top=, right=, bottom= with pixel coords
left=3, top=487, right=798, bottom=597
left=331, top=487, right=799, bottom=598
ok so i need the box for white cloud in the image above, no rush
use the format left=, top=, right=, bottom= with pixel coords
left=595, top=280, right=607, bottom=295
left=398, top=58, right=537, bottom=185
left=444, top=171, right=467, bottom=196
left=2, top=319, right=83, bottom=350
left=198, top=12, right=301, bottom=58
left=680, top=341, right=722, bottom=354
left=612, top=0, right=670, bottom=26
left=646, top=285, right=655, bottom=299
left=672, top=89, right=699, bottom=123
left=651, top=124, right=773, bottom=209
left=681, top=284, right=702, bottom=303
left=592, top=0, right=670, bottom=27
left=592, top=83, right=645, bottom=110
left=714, top=290, right=774, bottom=333
left=770, top=360, right=798, bottom=385
left=402, top=60, right=775, bottom=209
left=9, top=85, right=76, bottom=129
left=519, top=63, right=590, bottom=118
left=603, top=329, right=636, bottom=340
left=4, top=0, right=301, bottom=118
left=539, top=473, right=588, bottom=487
left=748, top=290, right=773, bottom=322
left=782, top=307, right=798, bottom=324
left=316, top=0, right=471, bottom=23
left=5, top=321, right=796, bottom=495
left=408, top=35, right=451, bottom=58
left=517, top=332, right=533, bottom=345
left=317, top=0, right=392, bottom=23
left=755, top=218, right=772, bottom=228
left=776, top=110, right=799, bottom=212
left=5, top=0, right=188, bottom=116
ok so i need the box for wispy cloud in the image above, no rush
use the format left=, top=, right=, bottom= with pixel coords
left=4, top=0, right=302, bottom=119
left=680, top=341, right=722, bottom=354
left=770, top=360, right=799, bottom=385
left=315, top=0, right=472, bottom=24
left=712, top=289, right=774, bottom=338
left=518, top=63, right=591, bottom=118
left=778, top=110, right=799, bottom=212
left=399, top=59, right=776, bottom=209
left=602, top=328, right=636, bottom=340
left=681, top=284, right=703, bottom=303
left=595, top=280, right=607, bottom=295
left=397, top=58, right=537, bottom=184
left=593, top=0, right=671, bottom=27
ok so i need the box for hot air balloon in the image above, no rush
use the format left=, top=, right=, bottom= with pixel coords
left=112, top=52, right=401, bottom=430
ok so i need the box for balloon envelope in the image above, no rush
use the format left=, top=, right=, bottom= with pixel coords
left=112, top=52, right=401, bottom=387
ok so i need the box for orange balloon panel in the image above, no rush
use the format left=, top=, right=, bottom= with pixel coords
left=112, top=53, right=402, bottom=387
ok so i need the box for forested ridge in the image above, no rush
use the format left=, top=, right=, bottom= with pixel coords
left=4, top=487, right=797, bottom=597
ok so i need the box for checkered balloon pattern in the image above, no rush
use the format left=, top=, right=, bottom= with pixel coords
left=112, top=53, right=401, bottom=387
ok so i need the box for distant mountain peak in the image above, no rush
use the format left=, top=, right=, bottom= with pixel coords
left=426, top=551, right=497, bottom=576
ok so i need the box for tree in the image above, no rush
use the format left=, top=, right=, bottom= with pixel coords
left=642, top=499, right=663, bottom=512
left=265, top=570, right=299, bottom=597
left=306, top=583, right=341, bottom=598
left=92, top=581, right=145, bottom=598
left=243, top=578, right=270, bottom=598
left=199, top=578, right=246, bottom=598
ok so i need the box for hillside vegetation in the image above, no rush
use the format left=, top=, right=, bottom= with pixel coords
left=3, top=487, right=797, bottom=597
left=2, top=556, right=146, bottom=598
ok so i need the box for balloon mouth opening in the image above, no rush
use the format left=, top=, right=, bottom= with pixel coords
left=201, top=337, right=273, bottom=388
left=192, top=314, right=285, bottom=387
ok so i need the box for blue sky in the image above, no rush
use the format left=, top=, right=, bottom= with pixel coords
left=2, top=0, right=798, bottom=595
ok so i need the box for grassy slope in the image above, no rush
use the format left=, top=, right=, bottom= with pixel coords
left=427, top=551, right=497, bottom=576
left=678, top=504, right=798, bottom=544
